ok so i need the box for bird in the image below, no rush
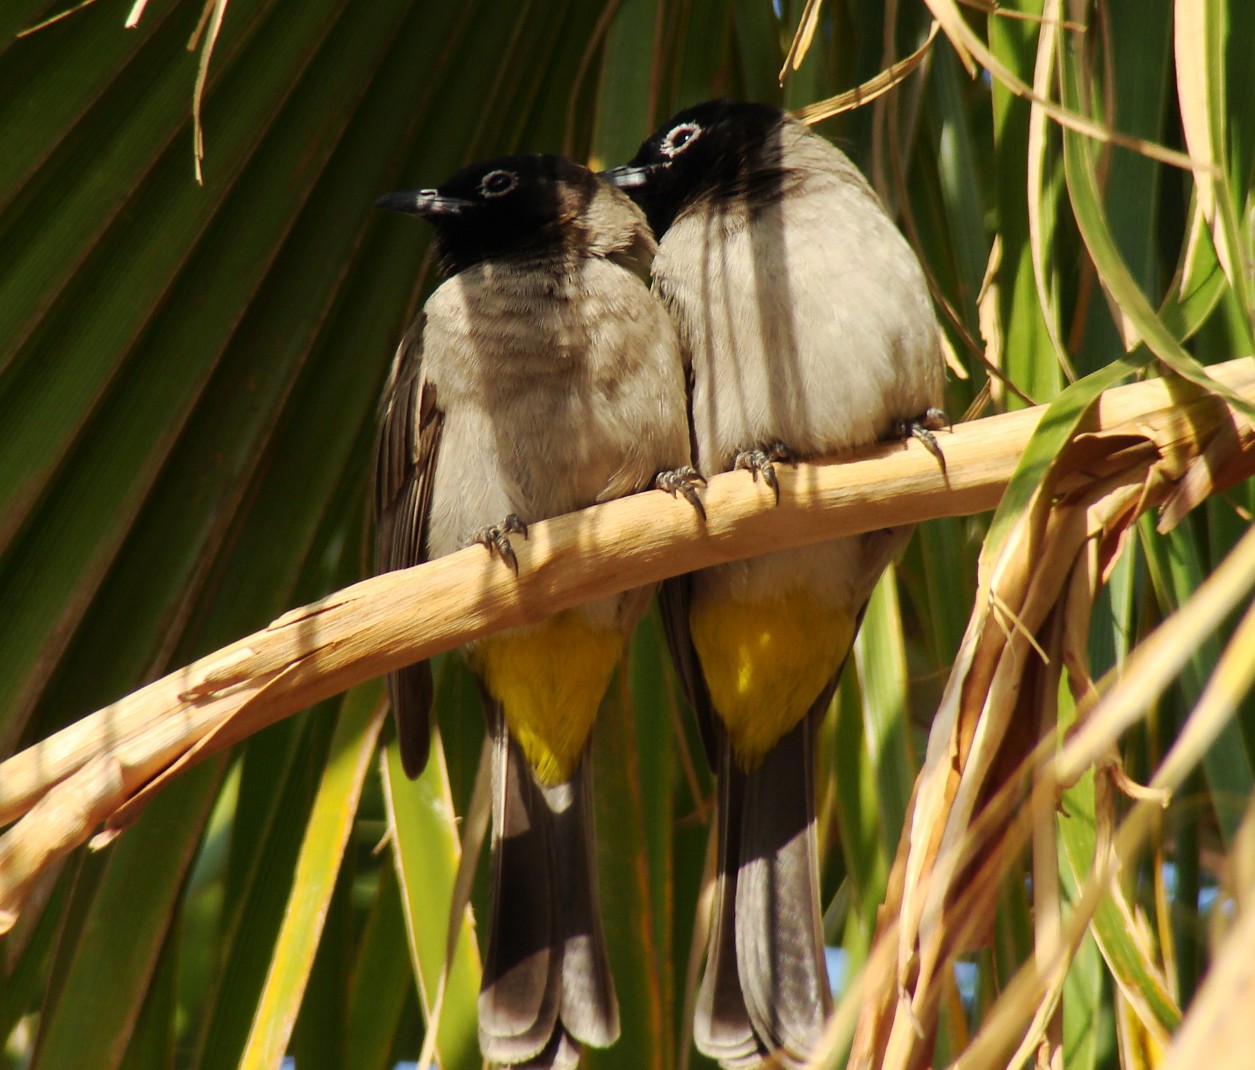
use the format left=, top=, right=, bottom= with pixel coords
left=373, top=153, right=699, bottom=1069
left=604, top=100, right=947, bottom=1068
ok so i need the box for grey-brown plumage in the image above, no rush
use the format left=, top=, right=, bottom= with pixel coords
left=607, top=101, right=946, bottom=1067
left=373, top=154, right=692, bottom=1067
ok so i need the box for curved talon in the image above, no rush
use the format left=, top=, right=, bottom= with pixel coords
left=894, top=408, right=951, bottom=472
left=472, top=515, right=529, bottom=576
left=655, top=466, right=707, bottom=522
left=733, top=442, right=795, bottom=505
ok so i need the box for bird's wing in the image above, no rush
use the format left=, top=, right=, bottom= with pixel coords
left=373, top=313, right=444, bottom=777
left=658, top=574, right=719, bottom=767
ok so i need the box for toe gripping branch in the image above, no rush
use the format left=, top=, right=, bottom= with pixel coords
left=473, top=513, right=530, bottom=575
left=894, top=407, right=951, bottom=472
left=656, top=466, right=707, bottom=521
left=733, top=441, right=798, bottom=504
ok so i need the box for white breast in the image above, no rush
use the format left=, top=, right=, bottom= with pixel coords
left=654, top=158, right=944, bottom=476
left=420, top=256, right=689, bottom=562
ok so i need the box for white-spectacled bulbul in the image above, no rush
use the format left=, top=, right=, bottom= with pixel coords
left=374, top=153, right=698, bottom=1069
left=605, top=100, right=946, bottom=1069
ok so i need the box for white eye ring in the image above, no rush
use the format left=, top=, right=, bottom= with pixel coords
left=479, top=169, right=518, bottom=198
left=661, top=122, right=701, bottom=158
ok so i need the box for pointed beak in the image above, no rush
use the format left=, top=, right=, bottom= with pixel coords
left=374, top=189, right=473, bottom=217
left=598, top=164, right=660, bottom=190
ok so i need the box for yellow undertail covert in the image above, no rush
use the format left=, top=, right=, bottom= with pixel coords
left=690, top=589, right=856, bottom=770
left=468, top=609, right=623, bottom=785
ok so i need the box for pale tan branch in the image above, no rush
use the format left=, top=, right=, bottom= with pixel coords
left=1, top=358, right=1254, bottom=929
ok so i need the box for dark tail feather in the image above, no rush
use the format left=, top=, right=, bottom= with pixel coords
left=387, top=661, right=432, bottom=778
left=478, top=715, right=619, bottom=1067
left=694, top=733, right=768, bottom=1067
left=542, top=765, right=619, bottom=1047
left=695, top=712, right=832, bottom=1069
left=737, top=709, right=831, bottom=1062
left=511, top=1030, right=582, bottom=1070
left=479, top=720, right=562, bottom=1064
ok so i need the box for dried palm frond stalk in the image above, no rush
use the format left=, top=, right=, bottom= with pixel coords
left=849, top=364, right=1255, bottom=1069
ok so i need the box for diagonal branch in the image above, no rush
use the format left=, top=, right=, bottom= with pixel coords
left=2, top=358, right=1254, bottom=929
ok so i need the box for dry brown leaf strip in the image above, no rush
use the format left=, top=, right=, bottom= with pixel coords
left=850, top=370, right=1255, bottom=1069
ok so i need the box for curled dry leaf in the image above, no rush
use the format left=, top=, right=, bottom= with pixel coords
left=850, top=365, right=1255, bottom=1070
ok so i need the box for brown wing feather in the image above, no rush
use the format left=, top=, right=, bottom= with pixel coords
left=372, top=314, right=444, bottom=778
left=658, top=575, right=718, bottom=767
left=656, top=333, right=719, bottom=768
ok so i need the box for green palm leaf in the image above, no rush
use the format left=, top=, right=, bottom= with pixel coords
left=2, top=3, right=1253, bottom=1069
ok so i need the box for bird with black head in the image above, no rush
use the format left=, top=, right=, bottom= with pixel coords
left=606, top=100, right=947, bottom=1069
left=374, top=153, right=699, bottom=1069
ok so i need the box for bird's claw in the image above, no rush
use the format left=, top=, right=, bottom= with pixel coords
left=734, top=441, right=796, bottom=505
left=472, top=513, right=529, bottom=576
left=655, top=466, right=707, bottom=521
left=893, top=407, right=950, bottom=471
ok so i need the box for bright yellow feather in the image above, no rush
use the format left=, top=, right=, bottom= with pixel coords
left=690, top=590, right=855, bottom=770
left=468, top=610, right=623, bottom=785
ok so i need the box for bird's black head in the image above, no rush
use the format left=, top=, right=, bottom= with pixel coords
left=601, top=100, right=789, bottom=237
left=376, top=154, right=601, bottom=275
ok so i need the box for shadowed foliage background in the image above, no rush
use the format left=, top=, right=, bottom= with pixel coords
left=1, top=1, right=1253, bottom=1068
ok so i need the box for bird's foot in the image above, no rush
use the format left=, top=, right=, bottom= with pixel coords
left=471, top=514, right=529, bottom=576
left=894, top=407, right=950, bottom=471
left=655, top=466, right=707, bottom=521
left=734, top=441, right=797, bottom=504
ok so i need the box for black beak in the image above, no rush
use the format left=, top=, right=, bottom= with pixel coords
left=375, top=189, right=474, bottom=216
left=598, top=164, right=660, bottom=190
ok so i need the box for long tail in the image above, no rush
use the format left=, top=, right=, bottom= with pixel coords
left=479, top=711, right=619, bottom=1068
left=387, top=662, right=432, bottom=778
left=694, top=707, right=832, bottom=1068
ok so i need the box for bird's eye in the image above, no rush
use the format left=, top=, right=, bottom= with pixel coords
left=661, top=122, right=701, bottom=158
left=479, top=169, right=518, bottom=198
